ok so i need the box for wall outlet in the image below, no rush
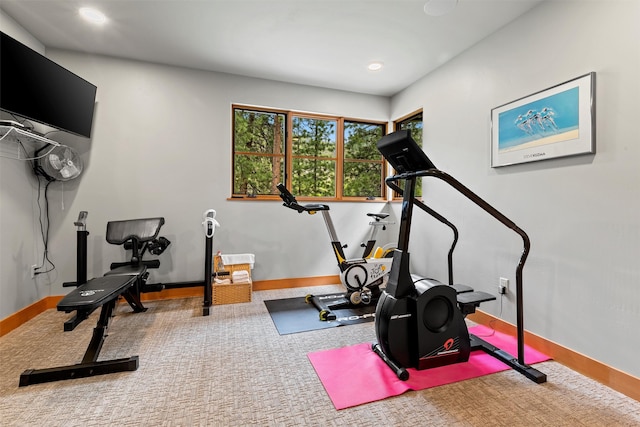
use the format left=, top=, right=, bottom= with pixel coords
left=498, top=277, right=509, bottom=295
left=31, top=264, right=38, bottom=279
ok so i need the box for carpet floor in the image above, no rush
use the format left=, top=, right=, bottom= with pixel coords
left=1, top=285, right=639, bottom=426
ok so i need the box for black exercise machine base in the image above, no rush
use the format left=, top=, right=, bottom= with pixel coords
left=19, top=356, right=139, bottom=387
left=372, top=343, right=409, bottom=381
left=469, top=334, right=547, bottom=384
left=373, top=335, right=547, bottom=383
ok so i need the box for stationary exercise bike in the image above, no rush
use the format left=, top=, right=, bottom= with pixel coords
left=372, top=130, right=546, bottom=384
left=277, top=183, right=394, bottom=321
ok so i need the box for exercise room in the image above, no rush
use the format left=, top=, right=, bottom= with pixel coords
left=1, top=0, right=638, bottom=425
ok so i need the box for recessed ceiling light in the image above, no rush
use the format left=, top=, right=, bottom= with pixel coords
left=79, top=7, right=107, bottom=25
left=368, top=62, right=384, bottom=71
left=424, top=0, right=459, bottom=17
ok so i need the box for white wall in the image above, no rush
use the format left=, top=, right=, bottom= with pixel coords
left=0, top=46, right=394, bottom=320
left=0, top=11, right=50, bottom=318
left=0, top=11, right=44, bottom=53
left=391, top=0, right=640, bottom=377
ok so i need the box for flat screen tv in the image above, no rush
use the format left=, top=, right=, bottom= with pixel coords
left=1, top=31, right=97, bottom=138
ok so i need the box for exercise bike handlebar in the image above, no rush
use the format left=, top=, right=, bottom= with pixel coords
left=277, top=183, right=330, bottom=214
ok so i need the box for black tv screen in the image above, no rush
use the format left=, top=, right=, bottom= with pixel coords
left=377, top=129, right=436, bottom=173
left=1, top=32, right=97, bottom=138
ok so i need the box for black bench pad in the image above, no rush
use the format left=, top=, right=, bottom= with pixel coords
left=106, top=217, right=164, bottom=244
left=57, top=275, right=137, bottom=313
left=104, top=265, right=147, bottom=276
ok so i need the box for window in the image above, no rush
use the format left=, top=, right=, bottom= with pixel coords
left=343, top=121, right=386, bottom=198
left=290, top=116, right=337, bottom=197
left=233, top=108, right=285, bottom=196
left=232, top=105, right=387, bottom=200
left=393, top=110, right=423, bottom=198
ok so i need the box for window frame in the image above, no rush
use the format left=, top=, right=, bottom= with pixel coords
left=232, top=104, right=389, bottom=202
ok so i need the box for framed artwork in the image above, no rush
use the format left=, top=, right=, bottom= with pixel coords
left=491, top=72, right=596, bottom=168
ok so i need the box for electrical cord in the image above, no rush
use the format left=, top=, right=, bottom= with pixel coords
left=33, top=169, right=56, bottom=276
left=4, top=119, right=58, bottom=276
left=473, top=293, right=503, bottom=338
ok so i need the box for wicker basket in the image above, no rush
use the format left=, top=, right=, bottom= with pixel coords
left=212, top=282, right=252, bottom=305
left=213, top=255, right=252, bottom=305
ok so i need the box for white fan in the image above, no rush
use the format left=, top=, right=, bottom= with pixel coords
left=36, top=145, right=83, bottom=181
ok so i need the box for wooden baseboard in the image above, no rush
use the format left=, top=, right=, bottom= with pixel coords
left=252, top=275, right=339, bottom=291
left=0, top=295, right=62, bottom=337
left=468, top=310, right=640, bottom=402
left=140, top=275, right=340, bottom=299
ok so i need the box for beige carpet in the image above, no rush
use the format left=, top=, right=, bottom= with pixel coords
left=1, top=285, right=639, bottom=426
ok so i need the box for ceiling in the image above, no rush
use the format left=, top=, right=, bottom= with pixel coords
left=1, top=0, right=543, bottom=97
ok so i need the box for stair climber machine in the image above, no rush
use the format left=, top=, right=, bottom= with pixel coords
left=277, top=183, right=395, bottom=321
left=372, top=130, right=546, bottom=384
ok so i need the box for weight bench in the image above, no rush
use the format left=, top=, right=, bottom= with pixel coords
left=19, top=217, right=165, bottom=387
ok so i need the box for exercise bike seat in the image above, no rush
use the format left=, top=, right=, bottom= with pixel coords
left=57, top=275, right=137, bottom=313
left=367, top=213, right=389, bottom=220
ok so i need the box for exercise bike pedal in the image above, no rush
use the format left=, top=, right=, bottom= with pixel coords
left=319, top=309, right=336, bottom=321
left=349, top=292, right=362, bottom=305
left=349, top=290, right=372, bottom=305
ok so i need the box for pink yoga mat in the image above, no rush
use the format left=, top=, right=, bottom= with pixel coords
left=308, top=325, right=549, bottom=409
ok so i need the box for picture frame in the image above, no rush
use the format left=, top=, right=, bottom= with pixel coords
left=491, top=72, right=596, bottom=168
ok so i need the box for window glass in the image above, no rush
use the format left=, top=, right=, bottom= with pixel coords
left=343, top=121, right=386, bottom=197
left=233, top=108, right=285, bottom=195
left=232, top=105, right=387, bottom=200
left=394, top=111, right=423, bottom=198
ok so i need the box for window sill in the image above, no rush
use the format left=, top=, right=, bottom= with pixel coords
left=227, top=195, right=389, bottom=203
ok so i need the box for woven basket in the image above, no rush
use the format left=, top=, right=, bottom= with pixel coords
left=212, top=282, right=252, bottom=305
left=213, top=255, right=252, bottom=304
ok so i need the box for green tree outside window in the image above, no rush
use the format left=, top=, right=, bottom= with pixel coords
left=395, top=111, right=423, bottom=198
left=232, top=105, right=387, bottom=199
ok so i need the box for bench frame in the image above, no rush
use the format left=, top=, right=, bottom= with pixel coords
left=19, top=216, right=165, bottom=387
left=20, top=284, right=139, bottom=386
